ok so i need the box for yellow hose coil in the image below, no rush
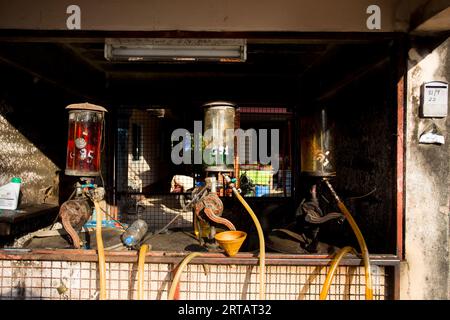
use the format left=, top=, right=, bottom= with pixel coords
left=336, top=202, right=373, bottom=300
left=320, top=246, right=357, bottom=300
left=323, top=180, right=373, bottom=300
left=93, top=201, right=107, bottom=300
left=232, top=189, right=266, bottom=300
left=137, top=244, right=149, bottom=300
left=168, top=252, right=202, bottom=300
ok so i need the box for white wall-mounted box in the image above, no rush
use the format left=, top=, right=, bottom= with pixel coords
left=420, top=81, right=448, bottom=118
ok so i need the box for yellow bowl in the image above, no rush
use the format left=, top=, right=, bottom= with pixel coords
left=215, top=231, right=247, bottom=257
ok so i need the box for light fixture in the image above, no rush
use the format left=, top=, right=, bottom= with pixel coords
left=105, top=38, right=247, bottom=62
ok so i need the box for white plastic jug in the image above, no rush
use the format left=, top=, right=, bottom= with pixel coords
left=0, top=177, right=21, bottom=210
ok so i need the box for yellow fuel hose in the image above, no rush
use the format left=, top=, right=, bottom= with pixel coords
left=320, top=246, right=357, bottom=300
left=168, top=252, right=202, bottom=300
left=137, top=244, right=150, bottom=300
left=323, top=180, right=373, bottom=300
left=93, top=201, right=107, bottom=300
left=231, top=187, right=266, bottom=300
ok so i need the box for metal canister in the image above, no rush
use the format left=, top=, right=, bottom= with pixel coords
left=300, top=108, right=335, bottom=177
left=203, top=101, right=236, bottom=172
left=65, top=103, right=107, bottom=176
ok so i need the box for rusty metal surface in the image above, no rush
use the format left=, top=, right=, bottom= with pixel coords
left=59, top=199, right=91, bottom=249
left=0, top=247, right=400, bottom=267
left=195, top=192, right=236, bottom=231
left=396, top=75, right=405, bottom=261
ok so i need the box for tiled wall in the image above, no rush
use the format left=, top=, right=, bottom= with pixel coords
left=0, top=259, right=387, bottom=300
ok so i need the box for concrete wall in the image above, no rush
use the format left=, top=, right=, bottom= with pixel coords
left=401, top=37, right=450, bottom=299
left=0, top=0, right=401, bottom=32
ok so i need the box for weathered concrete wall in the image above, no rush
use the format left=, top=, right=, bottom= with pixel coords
left=0, top=101, right=59, bottom=205
left=0, top=0, right=398, bottom=32
left=401, top=37, right=450, bottom=299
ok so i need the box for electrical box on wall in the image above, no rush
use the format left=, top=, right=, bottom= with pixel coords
left=420, top=81, right=448, bottom=118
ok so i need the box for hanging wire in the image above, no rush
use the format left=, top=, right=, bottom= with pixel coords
left=347, top=188, right=377, bottom=201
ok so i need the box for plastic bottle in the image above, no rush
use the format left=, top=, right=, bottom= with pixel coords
left=0, top=177, right=21, bottom=210
left=122, top=219, right=148, bottom=247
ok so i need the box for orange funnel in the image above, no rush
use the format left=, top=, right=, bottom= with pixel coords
left=215, top=231, right=247, bottom=257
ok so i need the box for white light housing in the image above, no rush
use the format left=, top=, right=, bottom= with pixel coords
left=105, top=38, right=247, bottom=62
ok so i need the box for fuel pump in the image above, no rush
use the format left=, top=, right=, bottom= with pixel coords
left=59, top=103, right=110, bottom=249
left=58, top=102, right=110, bottom=299
left=298, top=107, right=373, bottom=300
left=187, top=102, right=238, bottom=250
left=296, top=107, right=344, bottom=252
left=202, top=101, right=236, bottom=196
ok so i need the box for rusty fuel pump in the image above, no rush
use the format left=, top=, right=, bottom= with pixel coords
left=59, top=102, right=108, bottom=249
left=298, top=107, right=374, bottom=299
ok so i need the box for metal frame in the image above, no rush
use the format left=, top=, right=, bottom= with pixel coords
left=0, top=248, right=400, bottom=266
left=0, top=30, right=407, bottom=299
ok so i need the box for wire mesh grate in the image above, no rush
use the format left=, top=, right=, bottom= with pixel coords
left=178, top=264, right=386, bottom=300
left=115, top=107, right=294, bottom=231
left=116, top=108, right=194, bottom=230
left=0, top=259, right=388, bottom=300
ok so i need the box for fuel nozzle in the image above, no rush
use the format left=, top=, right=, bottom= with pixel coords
left=322, top=178, right=341, bottom=202
left=222, top=174, right=231, bottom=183
left=322, top=178, right=345, bottom=224
left=222, top=174, right=238, bottom=191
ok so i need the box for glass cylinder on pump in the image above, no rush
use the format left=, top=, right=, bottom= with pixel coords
left=202, top=101, right=236, bottom=173
left=65, top=103, right=108, bottom=177
left=300, top=108, right=335, bottom=177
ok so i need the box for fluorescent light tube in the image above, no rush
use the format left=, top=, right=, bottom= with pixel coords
left=105, top=38, right=246, bottom=62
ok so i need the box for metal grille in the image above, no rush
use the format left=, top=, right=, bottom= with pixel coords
left=116, top=108, right=193, bottom=230
left=179, top=264, right=386, bottom=300
left=0, top=259, right=388, bottom=300
left=126, top=194, right=194, bottom=231
left=114, top=106, right=293, bottom=231
left=237, top=107, right=293, bottom=198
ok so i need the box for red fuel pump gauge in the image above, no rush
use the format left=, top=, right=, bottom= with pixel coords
left=65, top=103, right=108, bottom=177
